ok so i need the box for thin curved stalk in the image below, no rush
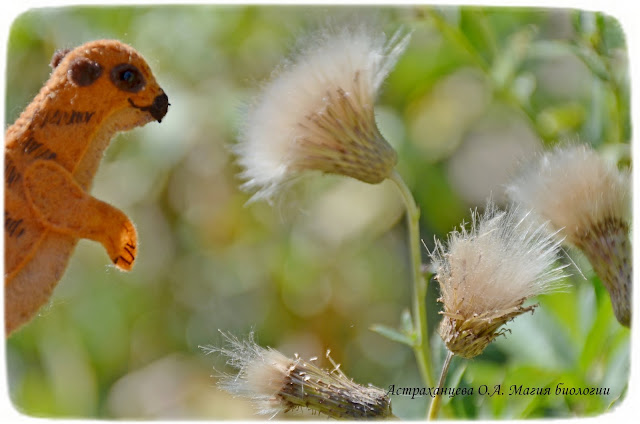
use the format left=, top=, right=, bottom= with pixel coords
left=389, top=170, right=435, bottom=388
left=428, top=350, right=454, bottom=420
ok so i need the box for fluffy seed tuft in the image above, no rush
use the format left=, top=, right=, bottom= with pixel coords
left=235, top=23, right=410, bottom=202
left=507, top=145, right=631, bottom=326
left=430, top=202, right=568, bottom=358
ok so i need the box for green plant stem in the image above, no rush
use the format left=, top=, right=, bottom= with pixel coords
left=428, top=350, right=454, bottom=420
left=389, top=170, right=435, bottom=389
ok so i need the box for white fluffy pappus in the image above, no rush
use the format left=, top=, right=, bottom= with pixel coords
left=506, top=144, right=630, bottom=245
left=201, top=333, right=289, bottom=417
left=430, top=202, right=568, bottom=358
left=506, top=144, right=631, bottom=326
left=235, top=23, right=410, bottom=202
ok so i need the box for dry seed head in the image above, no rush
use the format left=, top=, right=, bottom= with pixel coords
left=235, top=23, right=409, bottom=202
left=430, top=202, right=568, bottom=358
left=506, top=145, right=630, bottom=245
left=200, top=332, right=392, bottom=419
left=507, top=145, right=631, bottom=326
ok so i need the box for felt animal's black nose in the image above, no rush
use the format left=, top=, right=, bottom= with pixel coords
left=150, top=91, right=169, bottom=123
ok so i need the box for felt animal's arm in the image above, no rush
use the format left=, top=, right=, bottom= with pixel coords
left=23, top=160, right=137, bottom=269
left=4, top=40, right=169, bottom=335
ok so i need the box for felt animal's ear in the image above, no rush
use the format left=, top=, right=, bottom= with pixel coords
left=50, top=48, right=72, bottom=70
left=67, top=57, right=103, bottom=87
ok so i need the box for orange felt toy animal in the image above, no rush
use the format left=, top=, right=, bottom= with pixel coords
left=4, top=40, right=169, bottom=335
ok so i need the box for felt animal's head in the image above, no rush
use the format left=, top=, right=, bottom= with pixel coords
left=49, top=40, right=169, bottom=130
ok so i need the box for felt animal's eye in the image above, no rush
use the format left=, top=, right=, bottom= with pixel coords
left=110, top=64, right=145, bottom=93
left=122, top=70, right=135, bottom=83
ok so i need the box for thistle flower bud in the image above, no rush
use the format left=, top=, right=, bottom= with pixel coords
left=235, top=24, right=410, bottom=202
left=430, top=203, right=568, bottom=358
left=200, top=333, right=392, bottom=419
left=507, top=145, right=631, bottom=326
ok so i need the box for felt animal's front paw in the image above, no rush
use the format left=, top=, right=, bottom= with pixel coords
left=110, top=219, right=137, bottom=271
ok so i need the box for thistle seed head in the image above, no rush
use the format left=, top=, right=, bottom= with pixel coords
left=430, top=202, right=568, bottom=358
left=507, top=145, right=631, bottom=326
left=235, top=23, right=409, bottom=202
left=200, top=332, right=392, bottom=419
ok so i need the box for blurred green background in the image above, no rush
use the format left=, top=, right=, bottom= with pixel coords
left=4, top=5, right=631, bottom=420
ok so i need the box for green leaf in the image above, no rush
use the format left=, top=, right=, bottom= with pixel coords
left=511, top=72, right=536, bottom=104
left=569, top=43, right=610, bottom=81
left=459, top=8, right=497, bottom=62
left=536, top=102, right=586, bottom=138
left=527, top=39, right=574, bottom=60
left=578, top=282, right=617, bottom=372
left=400, top=309, right=414, bottom=335
left=491, top=25, right=536, bottom=90
left=596, top=12, right=626, bottom=53
left=370, top=324, right=415, bottom=346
